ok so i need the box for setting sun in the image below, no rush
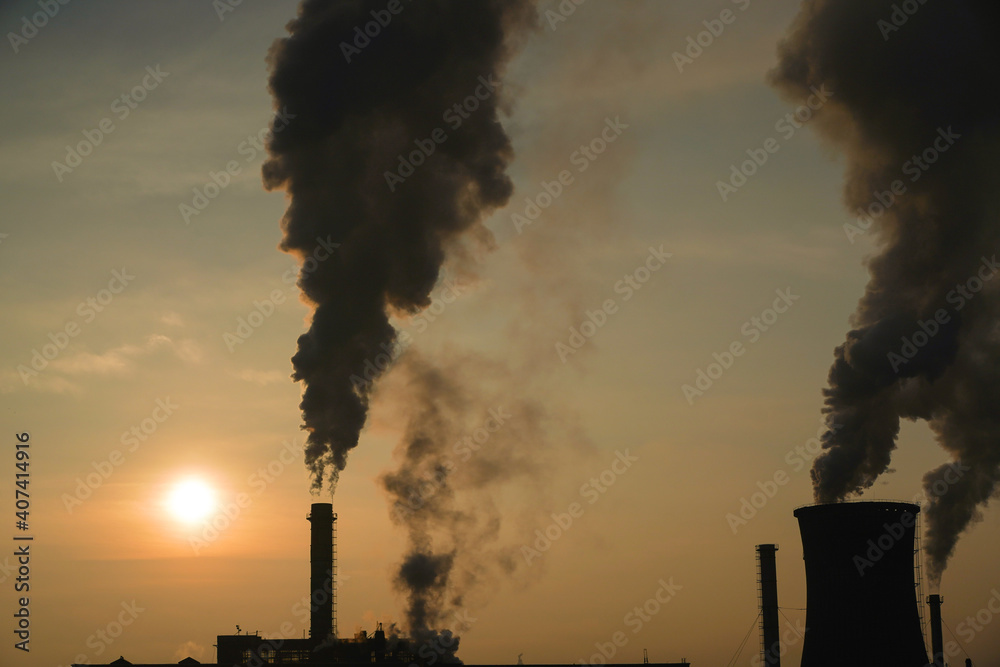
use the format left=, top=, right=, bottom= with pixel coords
left=166, top=478, right=217, bottom=524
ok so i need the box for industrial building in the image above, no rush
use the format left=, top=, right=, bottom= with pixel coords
left=751, top=501, right=972, bottom=667
left=81, top=501, right=970, bottom=667
left=80, top=503, right=689, bottom=667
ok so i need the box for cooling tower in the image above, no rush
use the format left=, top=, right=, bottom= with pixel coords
left=794, top=501, right=928, bottom=667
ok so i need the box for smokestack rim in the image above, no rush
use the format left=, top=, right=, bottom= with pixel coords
left=309, top=502, right=334, bottom=520
left=793, top=499, right=921, bottom=517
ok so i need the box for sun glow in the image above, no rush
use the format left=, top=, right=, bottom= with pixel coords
left=166, top=478, right=217, bottom=524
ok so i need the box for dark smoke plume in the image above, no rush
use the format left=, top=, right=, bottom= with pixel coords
left=263, top=0, right=535, bottom=491
left=771, top=0, right=1000, bottom=581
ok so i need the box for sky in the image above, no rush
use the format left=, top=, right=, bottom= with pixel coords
left=1, top=1, right=998, bottom=666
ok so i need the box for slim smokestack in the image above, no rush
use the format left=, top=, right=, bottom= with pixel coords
left=756, top=544, right=780, bottom=667
left=928, top=594, right=944, bottom=667
left=795, top=502, right=928, bottom=667
left=308, top=503, right=336, bottom=642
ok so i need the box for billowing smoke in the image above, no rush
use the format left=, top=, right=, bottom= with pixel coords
left=381, top=357, right=465, bottom=645
left=263, top=0, right=535, bottom=492
left=771, top=0, right=1000, bottom=581
left=380, top=352, right=564, bottom=650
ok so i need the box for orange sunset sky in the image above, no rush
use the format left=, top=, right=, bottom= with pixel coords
left=2, top=1, right=999, bottom=667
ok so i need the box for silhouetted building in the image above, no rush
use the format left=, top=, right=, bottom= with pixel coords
left=78, top=504, right=691, bottom=667
left=214, top=624, right=413, bottom=666
left=795, top=501, right=929, bottom=667
left=90, top=661, right=690, bottom=667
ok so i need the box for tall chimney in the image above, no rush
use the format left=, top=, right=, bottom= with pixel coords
left=308, top=503, right=336, bottom=642
left=928, top=594, right=944, bottom=667
left=795, top=502, right=928, bottom=667
left=756, top=544, right=780, bottom=667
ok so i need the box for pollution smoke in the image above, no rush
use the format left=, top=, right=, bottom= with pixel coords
left=263, top=0, right=536, bottom=492
left=381, top=352, right=563, bottom=647
left=771, top=0, right=1000, bottom=581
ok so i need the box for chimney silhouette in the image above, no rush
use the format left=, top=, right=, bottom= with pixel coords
left=794, top=502, right=928, bottom=667
left=756, top=544, right=780, bottom=667
left=928, top=594, right=944, bottom=667
left=308, top=503, right=336, bottom=642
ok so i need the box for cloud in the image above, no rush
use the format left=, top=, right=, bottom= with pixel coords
left=230, top=368, right=286, bottom=386
left=161, top=311, right=185, bottom=327
left=51, top=335, right=175, bottom=376
left=5, top=334, right=205, bottom=394
left=0, top=369, right=77, bottom=395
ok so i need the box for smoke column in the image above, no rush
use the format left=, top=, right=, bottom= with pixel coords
left=382, top=357, right=465, bottom=645
left=263, top=0, right=535, bottom=492
left=771, top=0, right=1000, bottom=581
left=380, top=352, right=564, bottom=648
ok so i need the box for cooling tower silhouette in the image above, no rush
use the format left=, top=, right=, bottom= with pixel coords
left=795, top=502, right=929, bottom=667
